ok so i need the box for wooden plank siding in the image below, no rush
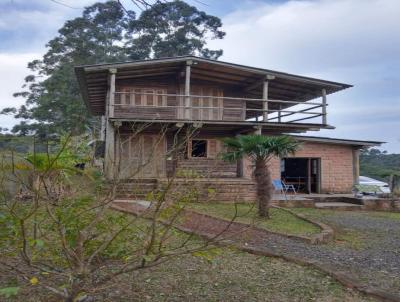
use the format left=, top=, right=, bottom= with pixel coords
left=119, top=133, right=166, bottom=178
left=114, top=80, right=249, bottom=122
left=117, top=129, right=238, bottom=180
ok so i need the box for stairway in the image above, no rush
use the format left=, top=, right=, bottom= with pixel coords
left=116, top=179, right=158, bottom=199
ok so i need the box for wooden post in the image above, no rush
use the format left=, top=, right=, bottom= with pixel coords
left=389, top=175, right=394, bottom=193
left=104, top=68, right=117, bottom=179
left=236, top=133, right=243, bottom=177
left=307, top=158, right=312, bottom=194
left=104, top=120, right=115, bottom=179
left=352, top=149, right=360, bottom=185
left=109, top=68, right=117, bottom=118
left=322, top=88, right=327, bottom=125
left=262, top=80, right=269, bottom=122
left=100, top=116, right=106, bottom=141
left=185, top=60, right=192, bottom=119
left=253, top=126, right=262, bottom=135
left=278, top=105, right=282, bottom=123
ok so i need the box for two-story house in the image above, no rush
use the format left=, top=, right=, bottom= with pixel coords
left=75, top=56, right=381, bottom=201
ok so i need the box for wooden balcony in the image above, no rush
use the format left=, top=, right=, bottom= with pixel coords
left=112, top=91, right=328, bottom=125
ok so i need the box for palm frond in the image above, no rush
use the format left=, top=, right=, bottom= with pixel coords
left=220, top=135, right=301, bottom=162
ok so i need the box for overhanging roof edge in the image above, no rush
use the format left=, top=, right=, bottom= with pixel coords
left=76, top=55, right=352, bottom=90
left=290, top=135, right=384, bottom=147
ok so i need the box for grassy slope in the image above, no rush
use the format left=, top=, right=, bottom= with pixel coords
left=2, top=249, right=373, bottom=302
left=187, top=203, right=321, bottom=236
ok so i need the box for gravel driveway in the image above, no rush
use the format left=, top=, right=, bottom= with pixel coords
left=251, top=210, right=400, bottom=297
left=181, top=209, right=400, bottom=298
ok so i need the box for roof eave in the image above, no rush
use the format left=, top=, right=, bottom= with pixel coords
left=75, top=66, right=95, bottom=115
left=291, top=135, right=384, bottom=147
left=77, top=55, right=352, bottom=90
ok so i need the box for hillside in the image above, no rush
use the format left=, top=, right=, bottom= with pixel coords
left=360, top=148, right=400, bottom=181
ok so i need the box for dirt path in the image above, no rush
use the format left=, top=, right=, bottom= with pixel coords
left=112, top=201, right=400, bottom=301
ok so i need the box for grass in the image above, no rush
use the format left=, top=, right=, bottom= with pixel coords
left=0, top=201, right=375, bottom=301
left=186, top=203, right=321, bottom=236
left=1, top=249, right=373, bottom=302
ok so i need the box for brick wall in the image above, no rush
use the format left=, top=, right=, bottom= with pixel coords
left=176, top=158, right=237, bottom=178
left=159, top=179, right=257, bottom=203
left=243, top=142, right=356, bottom=193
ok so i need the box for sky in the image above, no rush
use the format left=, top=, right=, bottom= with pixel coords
left=0, top=0, right=399, bottom=152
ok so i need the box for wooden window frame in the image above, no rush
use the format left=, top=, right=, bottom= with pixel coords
left=187, top=138, right=221, bottom=159
left=119, top=87, right=168, bottom=107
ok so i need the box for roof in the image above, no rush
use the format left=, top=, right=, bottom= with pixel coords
left=290, top=135, right=384, bottom=147
left=75, top=55, right=352, bottom=116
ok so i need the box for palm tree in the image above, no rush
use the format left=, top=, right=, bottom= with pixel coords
left=221, top=135, right=300, bottom=218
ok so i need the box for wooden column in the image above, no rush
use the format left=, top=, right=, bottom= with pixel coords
left=278, top=105, right=282, bottom=123
left=185, top=60, right=192, bottom=119
left=100, top=116, right=106, bottom=141
left=253, top=126, right=262, bottom=135
left=307, top=158, right=312, bottom=194
left=352, top=149, right=360, bottom=185
left=235, top=134, right=244, bottom=177
left=104, top=121, right=115, bottom=179
left=104, top=68, right=117, bottom=179
left=262, top=80, right=269, bottom=122
left=109, top=68, right=117, bottom=118
left=322, top=88, right=327, bottom=125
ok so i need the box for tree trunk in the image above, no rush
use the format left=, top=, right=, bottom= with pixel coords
left=254, top=158, right=272, bottom=218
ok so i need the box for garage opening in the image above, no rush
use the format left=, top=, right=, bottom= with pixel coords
left=281, top=158, right=321, bottom=193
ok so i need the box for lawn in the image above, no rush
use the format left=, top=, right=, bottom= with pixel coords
left=1, top=249, right=373, bottom=302
left=186, top=203, right=321, bottom=236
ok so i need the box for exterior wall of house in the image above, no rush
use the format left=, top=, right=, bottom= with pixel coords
left=117, top=130, right=239, bottom=179
left=113, top=79, right=246, bottom=122
left=242, top=142, right=356, bottom=193
left=118, top=132, right=167, bottom=179
left=168, top=134, right=239, bottom=178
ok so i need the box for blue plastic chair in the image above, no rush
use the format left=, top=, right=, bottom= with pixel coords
left=272, top=179, right=296, bottom=194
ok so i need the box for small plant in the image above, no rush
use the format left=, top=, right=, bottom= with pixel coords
left=0, top=287, right=20, bottom=299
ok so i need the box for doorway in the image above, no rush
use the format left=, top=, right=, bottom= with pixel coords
left=281, top=158, right=321, bottom=193
left=119, top=134, right=166, bottom=178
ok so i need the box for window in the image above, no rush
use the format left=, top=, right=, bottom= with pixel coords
left=191, top=140, right=207, bottom=157
left=117, top=87, right=167, bottom=106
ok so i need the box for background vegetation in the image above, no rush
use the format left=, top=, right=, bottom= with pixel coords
left=360, top=148, right=400, bottom=181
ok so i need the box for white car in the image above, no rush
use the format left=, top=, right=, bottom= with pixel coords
left=358, top=176, right=391, bottom=194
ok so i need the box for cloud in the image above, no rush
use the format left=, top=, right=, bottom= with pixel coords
left=0, top=53, right=42, bottom=129
left=0, top=0, right=94, bottom=52
left=1, top=0, right=399, bottom=152
left=210, top=0, right=400, bottom=152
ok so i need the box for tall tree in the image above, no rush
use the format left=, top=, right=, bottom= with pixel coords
left=126, top=0, right=225, bottom=59
left=2, top=0, right=225, bottom=135
left=222, top=135, right=300, bottom=218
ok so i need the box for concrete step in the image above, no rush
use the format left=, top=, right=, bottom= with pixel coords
left=116, top=179, right=158, bottom=199
left=315, top=202, right=363, bottom=210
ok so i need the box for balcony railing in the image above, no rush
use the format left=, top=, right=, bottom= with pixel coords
left=112, top=91, right=327, bottom=124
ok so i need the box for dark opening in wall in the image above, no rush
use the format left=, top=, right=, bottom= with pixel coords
left=191, top=140, right=207, bottom=157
